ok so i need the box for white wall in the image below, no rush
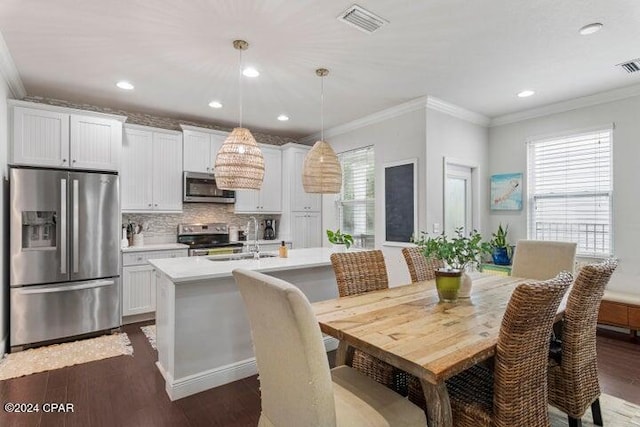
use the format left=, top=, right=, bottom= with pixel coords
left=425, top=108, right=490, bottom=236
left=322, top=106, right=490, bottom=286
left=488, top=95, right=640, bottom=294
left=322, top=108, right=427, bottom=285
left=0, top=75, right=10, bottom=353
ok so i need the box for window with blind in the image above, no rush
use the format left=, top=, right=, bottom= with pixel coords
left=336, top=146, right=375, bottom=249
left=526, top=127, right=613, bottom=257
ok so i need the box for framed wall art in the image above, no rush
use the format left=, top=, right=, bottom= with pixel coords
left=490, top=173, right=523, bottom=210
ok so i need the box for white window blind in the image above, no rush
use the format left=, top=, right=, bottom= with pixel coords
left=527, top=127, right=613, bottom=257
left=336, top=146, right=375, bottom=249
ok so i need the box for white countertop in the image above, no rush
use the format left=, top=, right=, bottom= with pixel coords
left=148, top=247, right=333, bottom=284
left=121, top=243, right=189, bottom=253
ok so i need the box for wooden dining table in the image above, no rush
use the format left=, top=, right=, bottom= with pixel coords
left=311, top=272, right=568, bottom=427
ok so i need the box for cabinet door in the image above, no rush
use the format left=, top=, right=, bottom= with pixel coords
left=122, top=265, right=156, bottom=316
left=260, top=147, right=282, bottom=213
left=291, top=212, right=308, bottom=249
left=122, top=128, right=154, bottom=211
left=183, top=130, right=211, bottom=173
left=235, top=189, right=260, bottom=213
left=305, top=212, right=322, bottom=248
left=70, top=115, right=121, bottom=171
left=152, top=132, right=183, bottom=211
left=12, top=107, right=70, bottom=168
left=291, top=149, right=322, bottom=211
left=210, top=133, right=227, bottom=169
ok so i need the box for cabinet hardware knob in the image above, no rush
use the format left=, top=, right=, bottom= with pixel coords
left=62, top=159, right=67, bottom=163
left=137, top=257, right=143, bottom=261
left=148, top=204, right=152, bottom=207
left=72, top=159, right=76, bottom=163
left=154, top=204, right=158, bottom=207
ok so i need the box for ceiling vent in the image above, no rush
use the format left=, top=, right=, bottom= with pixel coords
left=616, top=59, right=640, bottom=73
left=337, top=4, right=389, bottom=34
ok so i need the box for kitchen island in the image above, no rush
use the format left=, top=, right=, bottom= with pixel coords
left=148, top=247, right=339, bottom=400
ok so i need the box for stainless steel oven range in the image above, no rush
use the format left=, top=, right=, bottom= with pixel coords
left=177, top=223, right=244, bottom=256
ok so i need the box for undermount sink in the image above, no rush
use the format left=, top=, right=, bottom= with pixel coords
left=207, top=253, right=278, bottom=262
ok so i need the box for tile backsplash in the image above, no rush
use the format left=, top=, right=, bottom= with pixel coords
left=122, top=204, right=279, bottom=243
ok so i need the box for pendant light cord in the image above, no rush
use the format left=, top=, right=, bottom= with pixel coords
left=320, top=74, right=324, bottom=141
left=238, top=48, right=243, bottom=128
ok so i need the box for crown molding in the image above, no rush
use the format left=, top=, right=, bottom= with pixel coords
left=426, top=96, right=491, bottom=127
left=0, top=30, right=26, bottom=98
left=299, top=96, right=429, bottom=144
left=8, top=99, right=127, bottom=122
left=179, top=124, right=229, bottom=136
left=490, top=83, right=640, bottom=127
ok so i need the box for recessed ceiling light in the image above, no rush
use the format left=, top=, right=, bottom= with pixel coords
left=116, top=81, right=134, bottom=90
left=277, top=114, right=289, bottom=121
left=208, top=101, right=223, bottom=109
left=579, top=23, right=603, bottom=35
left=517, top=90, right=535, bottom=98
left=242, top=67, right=260, bottom=78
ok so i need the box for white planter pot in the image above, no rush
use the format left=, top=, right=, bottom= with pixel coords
left=332, top=243, right=347, bottom=253
left=459, top=272, right=472, bottom=298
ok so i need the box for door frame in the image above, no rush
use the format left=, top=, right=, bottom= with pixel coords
left=443, top=157, right=480, bottom=236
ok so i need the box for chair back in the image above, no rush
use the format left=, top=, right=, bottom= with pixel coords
left=511, top=240, right=577, bottom=280
left=493, top=272, right=572, bottom=427
left=330, top=250, right=389, bottom=297
left=232, top=269, right=336, bottom=427
left=557, top=259, right=618, bottom=408
left=401, top=247, right=444, bottom=282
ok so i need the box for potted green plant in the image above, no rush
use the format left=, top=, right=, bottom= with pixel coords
left=414, top=228, right=491, bottom=301
left=490, top=224, right=512, bottom=265
left=326, top=229, right=354, bottom=253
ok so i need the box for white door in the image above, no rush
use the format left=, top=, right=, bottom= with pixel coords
left=152, top=131, right=183, bottom=211
left=305, top=212, right=322, bottom=248
left=70, top=115, right=121, bottom=171
left=445, top=164, right=473, bottom=236
left=183, top=130, right=211, bottom=173
left=122, top=128, right=154, bottom=211
left=260, top=147, right=282, bottom=213
left=12, top=107, right=70, bottom=168
left=122, top=265, right=156, bottom=316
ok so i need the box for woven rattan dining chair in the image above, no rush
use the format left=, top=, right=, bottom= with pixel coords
left=548, top=259, right=618, bottom=427
left=330, top=250, right=406, bottom=394
left=401, top=247, right=444, bottom=283
left=407, top=272, right=572, bottom=426
left=511, top=240, right=577, bottom=280
left=232, top=269, right=427, bottom=426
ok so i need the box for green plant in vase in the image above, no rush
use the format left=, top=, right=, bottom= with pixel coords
left=489, top=223, right=513, bottom=265
left=414, top=228, right=491, bottom=302
left=326, top=229, right=354, bottom=252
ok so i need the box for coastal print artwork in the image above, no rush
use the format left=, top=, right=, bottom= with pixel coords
left=491, top=173, right=523, bottom=210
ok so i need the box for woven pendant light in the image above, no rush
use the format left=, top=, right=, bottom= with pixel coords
left=214, top=40, right=264, bottom=190
left=302, top=68, right=342, bottom=194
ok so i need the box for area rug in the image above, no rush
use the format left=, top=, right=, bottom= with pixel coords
left=549, top=393, right=640, bottom=426
left=0, top=333, right=133, bottom=381
left=141, top=324, right=156, bottom=350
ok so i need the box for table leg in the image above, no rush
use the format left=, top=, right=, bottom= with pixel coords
left=420, top=379, right=453, bottom=427
left=335, top=341, right=354, bottom=366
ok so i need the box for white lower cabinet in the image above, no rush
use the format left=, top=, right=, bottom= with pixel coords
left=121, top=248, right=187, bottom=321
left=291, top=212, right=321, bottom=249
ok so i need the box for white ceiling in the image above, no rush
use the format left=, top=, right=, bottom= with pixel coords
left=1, top=0, right=639, bottom=138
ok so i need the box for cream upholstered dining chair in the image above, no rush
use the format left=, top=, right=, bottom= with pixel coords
left=511, top=240, right=577, bottom=280
left=548, top=259, right=618, bottom=427
left=232, top=269, right=427, bottom=427
left=330, top=250, right=406, bottom=393
left=401, top=247, right=444, bottom=283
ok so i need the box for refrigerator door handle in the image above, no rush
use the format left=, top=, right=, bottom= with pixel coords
left=72, top=179, right=79, bottom=273
left=14, top=280, right=115, bottom=295
left=60, top=179, right=67, bottom=274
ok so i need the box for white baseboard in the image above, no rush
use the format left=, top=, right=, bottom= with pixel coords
left=0, top=334, right=7, bottom=358
left=159, top=336, right=341, bottom=401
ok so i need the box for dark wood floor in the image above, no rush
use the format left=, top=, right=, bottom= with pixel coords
left=0, top=323, right=638, bottom=427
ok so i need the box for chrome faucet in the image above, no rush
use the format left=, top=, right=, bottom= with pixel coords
left=247, top=216, right=260, bottom=259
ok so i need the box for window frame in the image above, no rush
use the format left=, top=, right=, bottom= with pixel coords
left=526, top=124, right=614, bottom=258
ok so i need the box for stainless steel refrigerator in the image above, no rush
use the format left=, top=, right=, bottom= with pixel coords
left=9, top=167, right=120, bottom=349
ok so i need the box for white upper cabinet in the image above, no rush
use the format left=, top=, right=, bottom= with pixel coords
left=182, top=126, right=228, bottom=173
left=291, top=147, right=322, bottom=212
left=10, top=103, right=124, bottom=172
left=291, top=211, right=321, bottom=249
left=70, top=115, right=121, bottom=171
left=122, top=124, right=182, bottom=212
left=235, top=144, right=282, bottom=214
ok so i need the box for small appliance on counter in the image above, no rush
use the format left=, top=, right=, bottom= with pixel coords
left=264, top=219, right=276, bottom=240
left=177, top=223, right=244, bottom=256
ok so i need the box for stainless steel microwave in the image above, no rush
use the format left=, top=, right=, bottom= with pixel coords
left=183, top=172, right=235, bottom=203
